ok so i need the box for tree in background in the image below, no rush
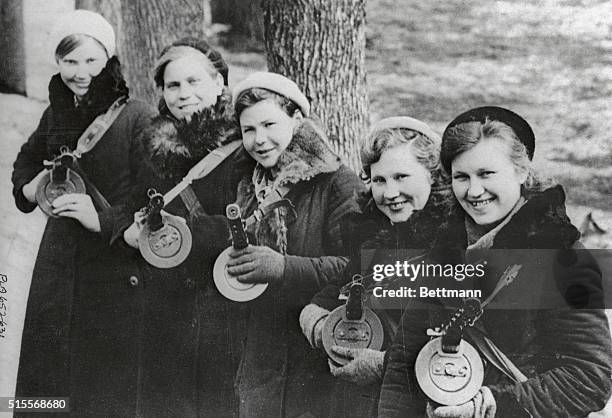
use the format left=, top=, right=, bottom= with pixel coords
left=261, top=0, right=368, bottom=170
left=78, top=0, right=368, bottom=168
left=76, top=0, right=212, bottom=105
left=0, top=0, right=26, bottom=95
left=210, top=0, right=264, bottom=48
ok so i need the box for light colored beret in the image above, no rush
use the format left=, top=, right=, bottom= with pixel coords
left=233, top=71, right=310, bottom=117
left=370, top=116, right=440, bottom=143
left=50, top=10, right=116, bottom=63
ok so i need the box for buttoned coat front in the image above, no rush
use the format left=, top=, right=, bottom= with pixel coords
left=12, top=69, right=154, bottom=416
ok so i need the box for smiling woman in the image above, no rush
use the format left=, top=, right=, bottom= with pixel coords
left=379, top=106, right=612, bottom=418
left=229, top=71, right=364, bottom=417
left=238, top=97, right=301, bottom=168
left=56, top=35, right=109, bottom=99
left=117, top=37, right=256, bottom=416
left=11, top=9, right=155, bottom=415
left=370, top=140, right=433, bottom=223
left=160, top=47, right=224, bottom=121
left=301, top=115, right=453, bottom=417
left=451, top=136, right=528, bottom=226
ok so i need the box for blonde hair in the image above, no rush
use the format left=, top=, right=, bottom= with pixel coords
left=361, top=127, right=449, bottom=190
left=442, top=119, right=554, bottom=192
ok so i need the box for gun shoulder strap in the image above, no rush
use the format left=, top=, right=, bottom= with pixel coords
left=163, top=140, right=243, bottom=209
left=465, top=326, right=528, bottom=384
left=73, top=97, right=128, bottom=158
left=71, top=97, right=129, bottom=210
left=179, top=185, right=204, bottom=217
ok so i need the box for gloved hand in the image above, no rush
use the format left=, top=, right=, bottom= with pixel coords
left=328, top=346, right=385, bottom=385
left=299, top=304, right=330, bottom=348
left=226, top=245, right=285, bottom=284
left=426, top=386, right=496, bottom=418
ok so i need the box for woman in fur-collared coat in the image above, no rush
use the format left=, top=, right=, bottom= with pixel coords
left=11, top=10, right=154, bottom=415
left=227, top=72, right=363, bottom=417
left=300, top=117, right=453, bottom=417
left=119, top=38, right=254, bottom=417
left=378, top=107, right=612, bottom=418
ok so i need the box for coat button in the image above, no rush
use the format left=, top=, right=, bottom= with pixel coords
left=191, top=318, right=197, bottom=328
left=185, top=278, right=195, bottom=289
left=129, top=276, right=139, bottom=287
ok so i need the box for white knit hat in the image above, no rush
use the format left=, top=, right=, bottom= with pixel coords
left=233, top=72, right=310, bottom=117
left=49, top=10, right=116, bottom=63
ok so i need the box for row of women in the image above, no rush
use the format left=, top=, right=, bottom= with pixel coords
left=11, top=10, right=612, bottom=417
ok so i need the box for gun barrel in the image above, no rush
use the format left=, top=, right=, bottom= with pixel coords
left=226, top=204, right=248, bottom=250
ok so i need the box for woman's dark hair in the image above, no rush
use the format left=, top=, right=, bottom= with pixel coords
left=234, top=88, right=300, bottom=119
left=153, top=43, right=229, bottom=113
left=55, top=34, right=108, bottom=61
left=154, top=40, right=228, bottom=89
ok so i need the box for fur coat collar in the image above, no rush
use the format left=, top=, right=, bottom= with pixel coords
left=236, top=118, right=342, bottom=253
left=139, top=93, right=240, bottom=181
left=255, top=117, right=341, bottom=190
left=436, top=185, right=580, bottom=250
left=349, top=186, right=454, bottom=252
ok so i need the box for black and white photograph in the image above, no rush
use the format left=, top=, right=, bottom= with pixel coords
left=1, top=0, right=611, bottom=416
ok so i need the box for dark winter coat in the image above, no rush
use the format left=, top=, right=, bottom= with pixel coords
left=11, top=60, right=155, bottom=416
left=378, top=186, right=612, bottom=418
left=119, top=96, right=254, bottom=417
left=312, top=186, right=454, bottom=312
left=234, top=119, right=363, bottom=417
left=310, top=187, right=453, bottom=417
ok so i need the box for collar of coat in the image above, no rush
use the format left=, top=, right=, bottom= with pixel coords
left=436, top=185, right=580, bottom=250
left=47, top=56, right=129, bottom=145
left=264, top=117, right=341, bottom=189
left=139, top=94, right=240, bottom=180
left=345, top=186, right=454, bottom=253
left=236, top=118, right=342, bottom=253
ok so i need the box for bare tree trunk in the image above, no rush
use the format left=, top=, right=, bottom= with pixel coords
left=262, top=0, right=368, bottom=170
left=0, top=0, right=26, bottom=95
left=79, top=0, right=212, bottom=105
left=211, top=0, right=263, bottom=45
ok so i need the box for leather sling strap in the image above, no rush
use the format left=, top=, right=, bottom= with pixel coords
left=465, top=326, right=528, bottom=383
left=67, top=97, right=128, bottom=210
left=72, top=97, right=128, bottom=158
left=243, top=185, right=292, bottom=230
left=162, top=140, right=242, bottom=207
left=437, top=264, right=528, bottom=384
left=179, top=185, right=204, bottom=216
